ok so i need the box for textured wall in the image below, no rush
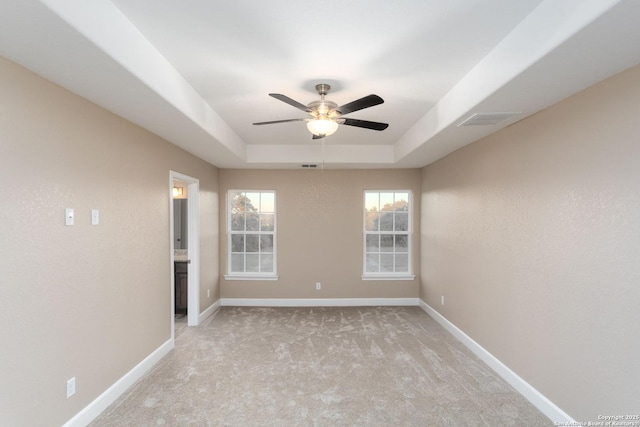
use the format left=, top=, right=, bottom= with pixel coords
left=420, top=64, right=640, bottom=421
left=0, top=57, right=219, bottom=425
left=219, top=169, right=421, bottom=299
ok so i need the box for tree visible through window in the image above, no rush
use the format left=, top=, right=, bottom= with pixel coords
left=364, top=191, right=411, bottom=275
left=228, top=190, right=276, bottom=276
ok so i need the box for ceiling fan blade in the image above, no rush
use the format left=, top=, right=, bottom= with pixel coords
left=253, top=118, right=307, bottom=125
left=312, top=134, right=323, bottom=140
left=269, top=94, right=312, bottom=113
left=341, top=118, right=389, bottom=131
left=334, top=94, right=384, bottom=115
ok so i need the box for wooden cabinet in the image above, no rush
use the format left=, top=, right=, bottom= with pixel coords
left=174, top=261, right=188, bottom=315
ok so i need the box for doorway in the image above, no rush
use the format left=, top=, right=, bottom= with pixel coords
left=170, top=171, right=200, bottom=340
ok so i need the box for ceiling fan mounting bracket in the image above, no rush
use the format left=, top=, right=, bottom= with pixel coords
left=315, top=83, right=331, bottom=97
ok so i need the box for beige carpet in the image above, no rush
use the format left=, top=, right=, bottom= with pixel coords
left=91, top=306, right=551, bottom=426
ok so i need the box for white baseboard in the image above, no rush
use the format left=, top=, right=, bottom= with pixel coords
left=63, top=339, right=173, bottom=427
left=199, top=299, right=221, bottom=323
left=418, top=300, right=573, bottom=423
left=221, top=298, right=420, bottom=307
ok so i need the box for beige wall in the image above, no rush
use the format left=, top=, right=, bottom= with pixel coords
left=219, top=169, right=421, bottom=299
left=420, top=64, right=640, bottom=421
left=0, top=57, right=219, bottom=425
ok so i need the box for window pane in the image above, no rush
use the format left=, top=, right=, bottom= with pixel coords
left=261, top=192, right=275, bottom=213
left=366, top=234, right=379, bottom=252
left=365, top=254, right=379, bottom=272
left=231, top=212, right=244, bottom=231
left=380, top=235, right=393, bottom=252
left=231, top=254, right=244, bottom=272
left=260, top=254, right=274, bottom=272
left=231, top=234, right=244, bottom=252
left=380, top=193, right=394, bottom=211
left=395, top=254, right=409, bottom=272
left=394, top=193, right=409, bottom=211
left=380, top=254, right=394, bottom=272
left=365, top=192, right=379, bottom=212
left=246, top=234, right=259, bottom=252
left=246, top=254, right=259, bottom=272
left=230, top=191, right=245, bottom=212
left=260, top=213, right=274, bottom=231
left=395, top=234, right=408, bottom=252
left=260, top=235, right=273, bottom=252
left=395, top=212, right=408, bottom=231
left=365, top=212, right=379, bottom=231
left=245, top=192, right=260, bottom=211
left=246, top=212, right=259, bottom=231
left=379, top=212, right=393, bottom=231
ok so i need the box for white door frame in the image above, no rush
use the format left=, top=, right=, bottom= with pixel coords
left=169, top=171, right=200, bottom=338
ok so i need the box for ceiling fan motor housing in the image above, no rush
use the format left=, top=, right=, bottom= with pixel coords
left=309, top=84, right=339, bottom=118
left=308, top=99, right=339, bottom=117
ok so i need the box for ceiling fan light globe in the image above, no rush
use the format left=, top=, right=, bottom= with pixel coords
left=307, top=118, right=339, bottom=137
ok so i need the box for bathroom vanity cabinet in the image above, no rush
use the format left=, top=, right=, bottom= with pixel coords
left=174, top=261, right=188, bottom=314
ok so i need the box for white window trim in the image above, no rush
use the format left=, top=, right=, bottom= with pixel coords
left=226, top=189, right=278, bottom=281
left=361, top=274, right=416, bottom=281
left=224, top=273, right=279, bottom=281
left=362, top=190, right=414, bottom=280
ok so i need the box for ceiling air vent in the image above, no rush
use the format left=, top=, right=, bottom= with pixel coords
left=457, top=112, right=521, bottom=127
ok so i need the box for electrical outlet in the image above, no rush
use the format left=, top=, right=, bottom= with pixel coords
left=67, top=377, right=76, bottom=398
left=441, top=296, right=445, bottom=306
left=316, top=282, right=321, bottom=290
left=207, top=289, right=210, bottom=298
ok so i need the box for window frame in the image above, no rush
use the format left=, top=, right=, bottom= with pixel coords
left=224, top=189, right=278, bottom=281
left=362, top=190, right=415, bottom=281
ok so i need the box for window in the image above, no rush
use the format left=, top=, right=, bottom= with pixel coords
left=363, top=191, right=414, bottom=280
left=225, top=190, right=277, bottom=280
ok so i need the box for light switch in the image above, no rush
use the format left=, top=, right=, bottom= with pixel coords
left=65, top=208, right=74, bottom=226
left=91, top=209, right=99, bottom=225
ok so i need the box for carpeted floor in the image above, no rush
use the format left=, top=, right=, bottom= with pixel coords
left=91, top=306, right=551, bottom=426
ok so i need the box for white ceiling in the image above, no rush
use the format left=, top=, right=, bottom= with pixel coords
left=1, top=0, right=640, bottom=169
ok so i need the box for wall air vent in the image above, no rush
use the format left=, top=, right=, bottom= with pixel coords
left=457, top=112, right=522, bottom=127
left=301, top=164, right=318, bottom=168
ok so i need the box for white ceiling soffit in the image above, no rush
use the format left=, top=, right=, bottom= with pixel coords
left=1, top=0, right=639, bottom=169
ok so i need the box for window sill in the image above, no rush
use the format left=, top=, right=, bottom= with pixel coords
left=361, top=274, right=415, bottom=281
left=224, top=274, right=279, bottom=281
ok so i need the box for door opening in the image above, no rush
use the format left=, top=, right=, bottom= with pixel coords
left=170, top=171, right=200, bottom=341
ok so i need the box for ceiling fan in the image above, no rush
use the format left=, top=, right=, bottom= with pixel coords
left=253, top=83, right=389, bottom=139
